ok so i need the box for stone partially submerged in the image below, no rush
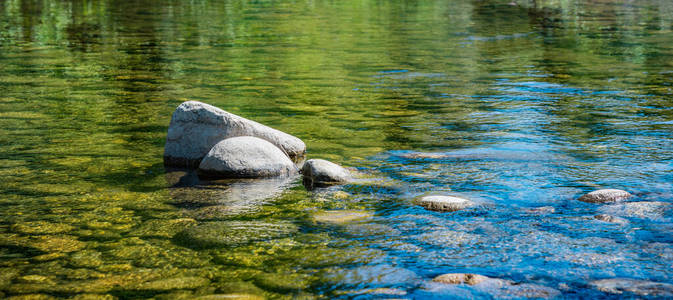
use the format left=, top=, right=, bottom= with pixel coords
left=578, top=189, right=631, bottom=203
left=198, top=136, right=298, bottom=179
left=302, top=159, right=351, bottom=189
left=417, top=195, right=474, bottom=212
left=164, top=101, right=305, bottom=167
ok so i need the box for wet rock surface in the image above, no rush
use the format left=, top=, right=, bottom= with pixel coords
left=301, top=159, right=351, bottom=189
left=198, top=136, right=298, bottom=179
left=578, top=189, right=631, bottom=203
left=589, top=278, right=673, bottom=296
left=164, top=101, right=305, bottom=167
left=417, top=195, right=474, bottom=212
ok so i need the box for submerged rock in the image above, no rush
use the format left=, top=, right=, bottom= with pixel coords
left=164, top=101, right=305, bottom=167
left=593, top=214, right=628, bottom=224
left=134, top=276, right=209, bottom=291
left=526, top=206, right=556, bottom=214
left=173, top=221, right=298, bottom=249
left=598, top=201, right=671, bottom=219
left=417, top=195, right=474, bottom=212
left=301, top=159, right=351, bottom=189
left=431, top=273, right=560, bottom=299
left=578, top=189, right=631, bottom=203
left=589, top=278, right=673, bottom=296
left=312, top=210, right=373, bottom=224
left=198, top=136, right=297, bottom=179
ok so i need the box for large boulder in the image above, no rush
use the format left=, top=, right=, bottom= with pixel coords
left=198, top=136, right=298, bottom=179
left=578, top=189, right=631, bottom=203
left=302, top=159, right=351, bottom=189
left=164, top=101, right=305, bottom=167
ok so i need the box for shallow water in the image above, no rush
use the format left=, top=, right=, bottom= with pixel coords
left=1, top=0, right=673, bottom=298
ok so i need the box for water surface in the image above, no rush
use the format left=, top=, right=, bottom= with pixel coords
left=1, top=0, right=673, bottom=298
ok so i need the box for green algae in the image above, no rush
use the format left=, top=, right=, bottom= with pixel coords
left=174, top=221, right=299, bottom=249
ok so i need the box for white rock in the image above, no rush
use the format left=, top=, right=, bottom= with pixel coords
left=417, top=195, right=474, bottom=212
left=198, top=136, right=297, bottom=178
left=164, top=101, right=305, bottom=167
left=578, top=189, right=631, bottom=203
left=302, top=159, right=351, bottom=189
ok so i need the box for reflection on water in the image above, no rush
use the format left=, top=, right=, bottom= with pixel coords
left=1, top=0, right=673, bottom=298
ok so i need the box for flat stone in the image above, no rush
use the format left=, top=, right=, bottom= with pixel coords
left=173, top=221, right=297, bottom=249
left=417, top=195, right=474, bottom=212
left=164, top=101, right=305, bottom=167
left=433, top=273, right=491, bottom=285
left=578, top=189, right=631, bottom=203
left=312, top=210, right=373, bottom=224
left=198, top=136, right=297, bottom=179
left=589, top=278, right=673, bottom=296
left=301, top=159, right=351, bottom=189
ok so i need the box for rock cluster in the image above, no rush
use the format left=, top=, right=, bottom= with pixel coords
left=163, top=101, right=352, bottom=188
left=164, top=101, right=305, bottom=168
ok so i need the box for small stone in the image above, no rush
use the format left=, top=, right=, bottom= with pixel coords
left=593, top=214, right=628, bottom=224
left=417, top=195, right=474, bottom=212
left=589, top=278, right=673, bottom=296
left=164, top=101, right=305, bottom=167
left=198, top=136, right=297, bottom=179
left=578, top=189, right=631, bottom=203
left=312, top=210, right=373, bottom=224
left=433, top=273, right=490, bottom=285
left=301, top=159, right=351, bottom=189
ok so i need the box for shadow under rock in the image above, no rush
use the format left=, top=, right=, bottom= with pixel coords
left=165, top=168, right=300, bottom=219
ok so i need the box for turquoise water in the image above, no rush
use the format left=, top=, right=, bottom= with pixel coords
left=1, top=0, right=673, bottom=298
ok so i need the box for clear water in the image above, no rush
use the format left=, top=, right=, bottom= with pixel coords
left=1, top=0, right=673, bottom=298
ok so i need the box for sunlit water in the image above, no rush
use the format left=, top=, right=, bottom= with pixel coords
left=1, top=0, right=673, bottom=298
